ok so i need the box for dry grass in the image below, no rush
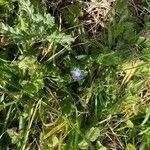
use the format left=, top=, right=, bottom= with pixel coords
left=84, top=0, right=115, bottom=35
left=43, top=0, right=116, bottom=38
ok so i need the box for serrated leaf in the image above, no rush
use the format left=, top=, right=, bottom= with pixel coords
left=0, top=0, right=74, bottom=47
left=48, top=32, right=74, bottom=45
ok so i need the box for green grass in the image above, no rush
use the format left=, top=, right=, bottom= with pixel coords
left=0, top=0, right=150, bottom=149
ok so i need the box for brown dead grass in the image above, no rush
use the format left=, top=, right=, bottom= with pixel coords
left=83, top=0, right=115, bottom=35
left=43, top=0, right=115, bottom=37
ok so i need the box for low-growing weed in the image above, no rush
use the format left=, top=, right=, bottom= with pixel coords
left=0, top=0, right=150, bottom=149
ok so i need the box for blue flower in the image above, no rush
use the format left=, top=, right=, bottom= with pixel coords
left=71, top=68, right=83, bottom=80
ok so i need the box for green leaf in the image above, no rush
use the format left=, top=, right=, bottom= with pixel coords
left=126, top=120, right=134, bottom=128
left=48, top=135, right=59, bottom=148
left=69, top=4, right=83, bottom=17
left=141, top=108, right=150, bottom=126
left=0, top=0, right=74, bottom=47
left=126, top=143, right=137, bottom=150
left=60, top=96, right=73, bottom=115
left=78, top=127, right=100, bottom=149
left=48, top=32, right=74, bottom=45
left=123, top=24, right=137, bottom=44
left=139, top=143, right=150, bottom=150
left=96, top=141, right=107, bottom=150
left=64, top=14, right=80, bottom=26
left=78, top=140, right=89, bottom=150
left=33, top=79, right=44, bottom=91
left=86, top=127, right=100, bottom=142
left=97, top=52, right=120, bottom=66
left=7, top=129, right=20, bottom=144
left=21, top=78, right=44, bottom=94
left=108, top=25, right=113, bottom=48
left=114, top=23, right=124, bottom=38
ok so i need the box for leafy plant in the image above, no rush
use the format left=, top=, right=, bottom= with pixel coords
left=0, top=0, right=150, bottom=149
left=0, top=0, right=74, bottom=48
